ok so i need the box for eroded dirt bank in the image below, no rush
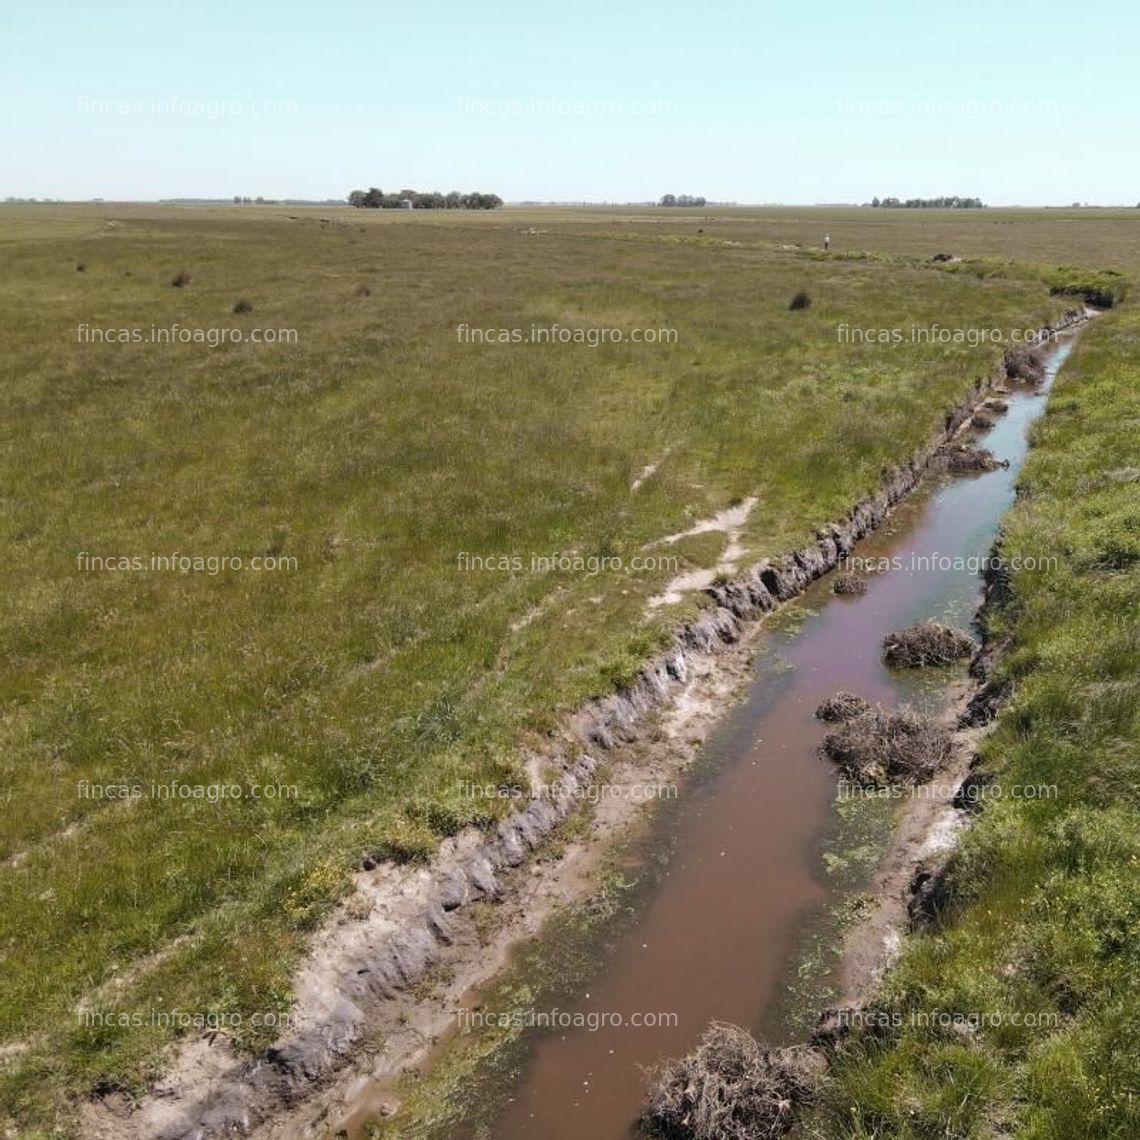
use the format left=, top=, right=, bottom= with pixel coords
left=83, top=308, right=1090, bottom=1140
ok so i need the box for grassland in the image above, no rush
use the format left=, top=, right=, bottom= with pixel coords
left=0, top=203, right=1125, bottom=1134
left=803, top=305, right=1140, bottom=1139
left=571, top=204, right=1140, bottom=274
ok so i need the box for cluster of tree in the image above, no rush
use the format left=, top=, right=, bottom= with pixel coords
left=347, top=188, right=503, bottom=210
left=659, top=194, right=707, bottom=207
left=870, top=196, right=985, bottom=209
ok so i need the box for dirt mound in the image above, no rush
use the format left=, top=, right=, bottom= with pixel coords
left=832, top=572, right=867, bottom=595
left=1003, top=345, right=1046, bottom=382
left=883, top=621, right=975, bottom=667
left=641, top=1022, right=820, bottom=1140
left=821, top=705, right=954, bottom=785
left=815, top=692, right=871, bottom=722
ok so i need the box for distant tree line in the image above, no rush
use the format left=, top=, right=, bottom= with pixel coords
left=659, top=194, right=707, bottom=207
left=870, top=196, right=985, bottom=209
left=347, top=188, right=503, bottom=210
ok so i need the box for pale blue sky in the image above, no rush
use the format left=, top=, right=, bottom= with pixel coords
left=3, top=0, right=1137, bottom=204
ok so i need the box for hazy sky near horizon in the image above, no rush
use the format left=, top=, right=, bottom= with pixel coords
left=4, top=0, right=1137, bottom=204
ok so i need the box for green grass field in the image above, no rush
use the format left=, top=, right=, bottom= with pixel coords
left=0, top=203, right=1132, bottom=1134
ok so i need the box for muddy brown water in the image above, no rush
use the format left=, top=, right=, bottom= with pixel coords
left=374, top=342, right=1075, bottom=1140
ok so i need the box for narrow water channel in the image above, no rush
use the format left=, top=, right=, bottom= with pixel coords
left=385, top=339, right=1075, bottom=1140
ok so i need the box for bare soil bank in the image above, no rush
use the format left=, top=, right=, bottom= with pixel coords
left=83, top=307, right=1090, bottom=1140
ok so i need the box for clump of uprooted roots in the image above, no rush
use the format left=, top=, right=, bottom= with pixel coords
left=882, top=621, right=975, bottom=667
left=815, top=692, right=871, bottom=722
left=641, top=1022, right=820, bottom=1140
left=937, top=444, right=1006, bottom=473
left=1003, top=345, right=1046, bottom=382
left=821, top=704, right=954, bottom=785
left=832, top=572, right=867, bottom=595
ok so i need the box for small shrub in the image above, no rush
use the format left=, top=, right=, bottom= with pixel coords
left=788, top=291, right=811, bottom=311
left=76, top=263, right=85, bottom=273
left=355, top=283, right=372, bottom=297
left=971, top=410, right=996, bottom=430
left=882, top=622, right=975, bottom=668
left=171, top=270, right=191, bottom=288
left=233, top=298, right=254, bottom=314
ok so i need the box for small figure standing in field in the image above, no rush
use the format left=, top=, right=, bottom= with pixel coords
left=824, top=233, right=831, bottom=251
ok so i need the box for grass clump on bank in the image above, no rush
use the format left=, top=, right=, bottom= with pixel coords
left=804, top=305, right=1140, bottom=1140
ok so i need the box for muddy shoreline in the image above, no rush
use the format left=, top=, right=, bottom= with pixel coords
left=84, top=308, right=1090, bottom=1140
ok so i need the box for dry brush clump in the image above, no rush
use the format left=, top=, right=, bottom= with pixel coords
left=815, top=692, right=871, bottom=722
left=641, top=1022, right=820, bottom=1140
left=937, top=444, right=1006, bottom=473
left=882, top=621, right=975, bottom=667
left=971, top=409, right=997, bottom=430
left=832, top=572, right=867, bottom=595
left=821, top=704, right=954, bottom=785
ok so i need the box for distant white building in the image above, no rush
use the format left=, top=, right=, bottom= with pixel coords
left=400, top=199, right=413, bottom=209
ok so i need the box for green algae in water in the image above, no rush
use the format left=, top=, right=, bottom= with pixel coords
left=764, top=784, right=898, bottom=1041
